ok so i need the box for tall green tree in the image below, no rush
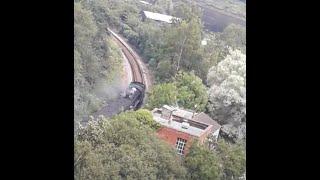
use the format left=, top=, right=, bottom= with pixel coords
left=146, top=71, right=208, bottom=112
left=207, top=48, right=246, bottom=142
left=174, top=71, right=208, bottom=112
left=221, top=23, right=246, bottom=53
left=113, top=109, right=161, bottom=130
left=184, top=143, right=222, bottom=180
left=146, top=83, right=178, bottom=110
left=216, top=140, right=246, bottom=180
left=163, top=17, right=202, bottom=76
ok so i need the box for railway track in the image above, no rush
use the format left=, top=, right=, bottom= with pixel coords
left=107, top=28, right=145, bottom=85
left=80, top=29, right=148, bottom=126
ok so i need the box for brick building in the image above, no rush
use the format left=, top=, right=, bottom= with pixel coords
left=152, top=105, right=221, bottom=156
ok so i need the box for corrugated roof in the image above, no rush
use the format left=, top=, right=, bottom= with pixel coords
left=142, top=11, right=180, bottom=23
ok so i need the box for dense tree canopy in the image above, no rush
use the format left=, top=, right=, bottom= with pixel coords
left=184, top=140, right=246, bottom=180
left=184, top=143, right=222, bottom=180
left=207, top=48, right=246, bottom=125
left=74, top=1, right=101, bottom=130
left=163, top=18, right=202, bottom=75
left=216, top=140, right=246, bottom=180
left=74, top=1, right=123, bottom=131
left=146, top=71, right=208, bottom=112
left=207, top=48, right=246, bottom=142
left=75, top=111, right=187, bottom=180
left=221, top=24, right=246, bottom=53
left=146, top=83, right=178, bottom=109
left=114, top=109, right=161, bottom=130
left=174, top=71, right=208, bottom=112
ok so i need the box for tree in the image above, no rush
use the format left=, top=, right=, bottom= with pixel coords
left=74, top=0, right=123, bottom=131
left=75, top=111, right=187, bottom=180
left=198, top=33, right=229, bottom=81
left=146, top=83, right=178, bottom=109
left=146, top=71, right=208, bottom=111
left=174, top=71, right=208, bottom=112
left=207, top=48, right=246, bottom=125
left=146, top=71, right=208, bottom=112
left=114, top=109, right=161, bottom=130
left=184, top=142, right=222, bottom=180
left=163, top=18, right=202, bottom=76
left=74, top=1, right=101, bottom=130
left=206, top=48, right=245, bottom=142
left=216, top=140, right=246, bottom=180
left=155, top=59, right=175, bottom=82
left=221, top=24, right=246, bottom=53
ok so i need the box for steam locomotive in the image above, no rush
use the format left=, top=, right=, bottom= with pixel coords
left=122, top=81, right=145, bottom=110
left=81, top=82, right=145, bottom=125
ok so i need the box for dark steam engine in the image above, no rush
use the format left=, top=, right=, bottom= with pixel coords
left=82, top=82, right=146, bottom=124
left=122, top=82, right=145, bottom=110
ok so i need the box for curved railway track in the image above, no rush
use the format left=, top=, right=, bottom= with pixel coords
left=107, top=28, right=145, bottom=85
left=80, top=29, right=148, bottom=126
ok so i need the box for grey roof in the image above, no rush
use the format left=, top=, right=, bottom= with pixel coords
left=162, top=105, right=195, bottom=120
left=192, top=112, right=221, bottom=132
left=172, top=108, right=194, bottom=120
left=142, top=11, right=180, bottom=23
left=152, top=105, right=221, bottom=137
left=163, top=105, right=176, bottom=112
left=153, top=112, right=205, bottom=137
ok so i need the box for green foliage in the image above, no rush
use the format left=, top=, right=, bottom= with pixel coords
left=75, top=111, right=187, bottom=180
left=146, top=83, right=178, bottom=110
left=221, top=23, right=246, bottom=53
left=184, top=142, right=222, bottom=180
left=174, top=71, right=208, bottom=112
left=74, top=2, right=246, bottom=179
left=97, top=0, right=246, bottom=84
left=216, top=140, right=246, bottom=180
left=112, top=109, right=161, bottom=130
left=184, top=140, right=246, bottom=180
left=162, top=16, right=202, bottom=77
left=103, top=0, right=205, bottom=82
left=147, top=71, right=208, bottom=112
left=74, top=1, right=123, bottom=130
left=197, top=33, right=229, bottom=80
left=155, top=59, right=175, bottom=82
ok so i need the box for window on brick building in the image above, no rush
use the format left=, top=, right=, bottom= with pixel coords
left=176, top=138, right=187, bottom=155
